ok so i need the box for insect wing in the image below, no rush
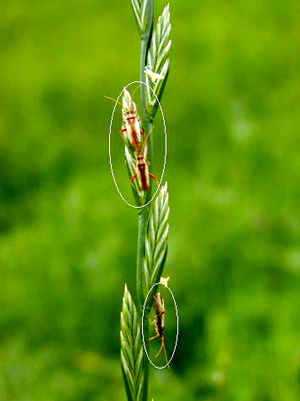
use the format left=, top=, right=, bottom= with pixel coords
left=137, top=157, right=150, bottom=191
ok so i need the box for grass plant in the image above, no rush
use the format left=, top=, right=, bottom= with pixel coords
left=120, top=1, right=171, bottom=400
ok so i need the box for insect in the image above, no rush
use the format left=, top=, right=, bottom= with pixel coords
left=120, top=97, right=144, bottom=153
left=129, top=136, right=157, bottom=191
left=105, top=87, right=144, bottom=153
left=105, top=88, right=156, bottom=192
left=149, top=292, right=170, bottom=367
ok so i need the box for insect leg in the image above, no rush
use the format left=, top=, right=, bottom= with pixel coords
left=163, top=337, right=170, bottom=369
left=155, top=335, right=170, bottom=368
left=130, top=174, right=137, bottom=183
left=148, top=334, right=160, bottom=342
left=155, top=336, right=165, bottom=358
left=149, top=173, right=157, bottom=181
left=156, top=310, right=165, bottom=318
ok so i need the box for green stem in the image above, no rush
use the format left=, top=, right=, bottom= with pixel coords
left=137, top=11, right=154, bottom=311
left=136, top=207, right=149, bottom=309
left=137, top=4, right=154, bottom=400
left=136, top=207, right=150, bottom=401
left=138, top=30, right=152, bottom=401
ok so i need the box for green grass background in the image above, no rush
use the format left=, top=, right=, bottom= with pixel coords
left=1, top=0, right=300, bottom=400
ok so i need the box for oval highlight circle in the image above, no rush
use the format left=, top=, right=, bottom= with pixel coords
left=142, top=282, right=179, bottom=370
left=108, top=81, right=167, bottom=208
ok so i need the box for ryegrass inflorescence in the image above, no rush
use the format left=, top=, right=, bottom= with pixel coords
left=119, top=1, right=171, bottom=400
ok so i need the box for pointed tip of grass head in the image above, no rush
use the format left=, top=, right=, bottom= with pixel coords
left=122, top=88, right=136, bottom=114
left=159, top=182, right=169, bottom=206
left=162, top=3, right=170, bottom=23
left=123, top=284, right=131, bottom=311
left=164, top=4, right=170, bottom=17
left=123, top=284, right=128, bottom=301
left=122, top=88, right=129, bottom=109
left=124, top=284, right=132, bottom=303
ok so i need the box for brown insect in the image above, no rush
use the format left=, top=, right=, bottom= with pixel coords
left=130, top=148, right=157, bottom=191
left=105, top=89, right=156, bottom=192
left=129, top=130, right=157, bottom=192
left=149, top=292, right=170, bottom=367
left=105, top=87, right=144, bottom=153
left=120, top=99, right=144, bottom=153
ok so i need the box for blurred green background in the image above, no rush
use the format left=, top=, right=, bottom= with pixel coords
left=1, top=0, right=300, bottom=400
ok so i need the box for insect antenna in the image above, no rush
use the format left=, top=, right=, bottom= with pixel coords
left=105, top=86, right=140, bottom=110
left=131, top=83, right=141, bottom=100
left=155, top=336, right=170, bottom=369
left=139, top=125, right=154, bottom=154
left=163, top=340, right=170, bottom=370
left=103, top=95, right=124, bottom=108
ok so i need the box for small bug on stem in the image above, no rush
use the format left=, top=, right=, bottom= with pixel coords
left=106, top=88, right=156, bottom=193
left=129, top=131, right=157, bottom=192
left=149, top=292, right=170, bottom=368
left=105, top=87, right=145, bottom=153
left=120, top=94, right=144, bottom=153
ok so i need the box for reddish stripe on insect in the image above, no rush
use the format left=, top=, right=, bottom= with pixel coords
left=130, top=151, right=157, bottom=192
